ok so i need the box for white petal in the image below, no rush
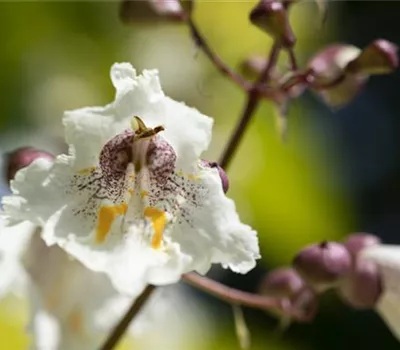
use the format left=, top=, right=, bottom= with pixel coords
left=64, top=63, right=212, bottom=171
left=0, top=220, right=35, bottom=297
left=109, top=63, right=213, bottom=166
left=361, top=245, right=400, bottom=340
left=61, top=223, right=191, bottom=296
left=24, top=234, right=128, bottom=348
left=170, top=166, right=260, bottom=275
left=377, top=292, right=400, bottom=341
left=29, top=302, right=61, bottom=350
left=2, top=157, right=69, bottom=227
left=361, top=245, right=400, bottom=291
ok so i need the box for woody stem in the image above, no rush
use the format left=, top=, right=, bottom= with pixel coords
left=98, top=285, right=156, bottom=350
left=219, top=43, right=281, bottom=169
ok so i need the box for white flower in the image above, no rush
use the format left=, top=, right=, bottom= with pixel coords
left=1, top=63, right=260, bottom=297
left=0, top=218, right=126, bottom=350
left=0, top=218, right=211, bottom=350
left=24, top=233, right=129, bottom=350
left=361, top=245, right=400, bottom=340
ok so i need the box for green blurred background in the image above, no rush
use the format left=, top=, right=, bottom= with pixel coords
left=0, top=1, right=398, bottom=349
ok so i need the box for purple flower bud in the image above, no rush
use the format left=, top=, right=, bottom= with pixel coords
left=308, top=44, right=368, bottom=108
left=250, top=0, right=296, bottom=48
left=202, top=161, right=229, bottom=193
left=344, top=233, right=381, bottom=258
left=308, top=44, right=366, bottom=108
left=338, top=259, right=382, bottom=309
left=346, top=39, right=398, bottom=75
left=5, top=147, right=54, bottom=182
left=259, top=267, right=305, bottom=298
left=293, top=242, right=352, bottom=291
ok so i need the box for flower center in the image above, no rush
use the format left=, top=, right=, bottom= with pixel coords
left=72, top=117, right=177, bottom=247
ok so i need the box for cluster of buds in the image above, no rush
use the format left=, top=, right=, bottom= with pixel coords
left=307, top=40, right=398, bottom=108
left=258, top=232, right=387, bottom=326
left=293, top=234, right=383, bottom=309
left=244, top=1, right=398, bottom=110
left=258, top=267, right=318, bottom=322
left=244, top=38, right=398, bottom=109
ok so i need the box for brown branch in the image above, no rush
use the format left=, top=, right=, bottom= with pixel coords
left=98, top=285, right=156, bottom=350
left=288, top=47, right=298, bottom=71
left=183, top=273, right=315, bottom=322
left=219, top=43, right=281, bottom=169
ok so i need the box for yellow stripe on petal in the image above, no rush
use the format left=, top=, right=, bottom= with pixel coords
left=95, top=203, right=127, bottom=243
left=144, top=207, right=167, bottom=249
left=77, top=166, right=96, bottom=175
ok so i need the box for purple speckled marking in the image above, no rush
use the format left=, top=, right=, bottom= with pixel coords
left=66, top=129, right=209, bottom=232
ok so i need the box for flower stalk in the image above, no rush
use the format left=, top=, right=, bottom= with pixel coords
left=219, top=43, right=281, bottom=169
left=99, top=285, right=156, bottom=350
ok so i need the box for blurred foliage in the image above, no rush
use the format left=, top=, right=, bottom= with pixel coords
left=0, top=1, right=361, bottom=349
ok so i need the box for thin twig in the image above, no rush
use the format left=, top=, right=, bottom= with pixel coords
left=183, top=273, right=281, bottom=310
left=98, top=285, right=156, bottom=350
left=186, top=16, right=251, bottom=91
left=288, top=48, right=298, bottom=71
left=219, top=43, right=281, bottom=169
left=183, top=273, right=314, bottom=322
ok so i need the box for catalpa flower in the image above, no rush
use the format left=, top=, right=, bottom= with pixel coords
left=24, top=233, right=128, bottom=350
left=0, top=216, right=128, bottom=350
left=0, top=215, right=210, bottom=350
left=2, top=63, right=260, bottom=297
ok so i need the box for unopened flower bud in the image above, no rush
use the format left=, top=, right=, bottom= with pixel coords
left=338, top=259, right=382, bottom=309
left=5, top=147, right=54, bottom=182
left=202, top=161, right=229, bottom=193
left=346, top=39, right=398, bottom=75
left=259, top=267, right=305, bottom=298
left=344, top=233, right=381, bottom=258
left=293, top=241, right=352, bottom=291
left=309, top=45, right=361, bottom=79
left=308, top=44, right=366, bottom=108
left=250, top=0, right=296, bottom=48
left=120, top=0, right=185, bottom=23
